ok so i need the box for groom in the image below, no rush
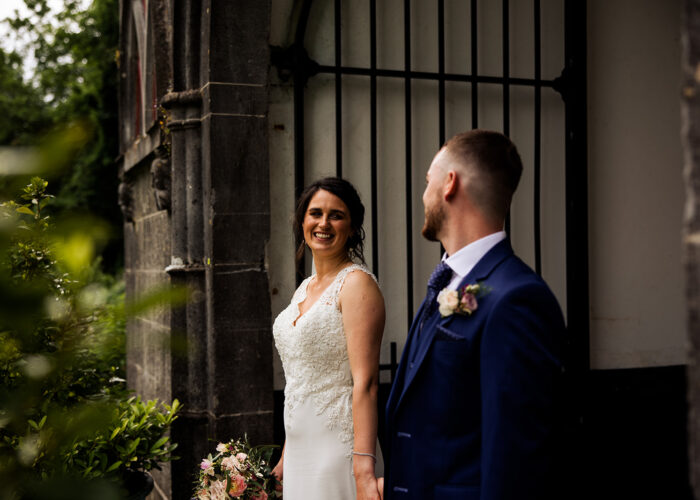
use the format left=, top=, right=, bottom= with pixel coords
left=382, top=130, right=565, bottom=500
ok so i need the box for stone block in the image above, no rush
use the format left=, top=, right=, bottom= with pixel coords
left=124, top=223, right=137, bottom=272
left=202, top=115, right=269, bottom=214
left=133, top=211, right=172, bottom=270
left=148, top=462, right=171, bottom=500
left=130, top=160, right=161, bottom=219
left=209, top=327, right=274, bottom=415
left=203, top=83, right=268, bottom=117
left=207, top=0, right=270, bottom=85
left=169, top=413, right=211, bottom=500
left=211, top=213, right=269, bottom=265
left=131, top=270, right=172, bottom=328
left=126, top=317, right=172, bottom=403
left=210, top=270, right=271, bottom=331
left=173, top=289, right=209, bottom=412
left=214, top=412, right=275, bottom=449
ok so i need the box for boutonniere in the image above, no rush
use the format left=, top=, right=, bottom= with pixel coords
left=437, top=283, right=489, bottom=317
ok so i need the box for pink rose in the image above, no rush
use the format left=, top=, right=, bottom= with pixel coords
left=460, top=292, right=478, bottom=313
left=216, top=442, right=228, bottom=453
left=210, top=480, right=228, bottom=500
left=228, top=474, right=248, bottom=497
left=251, top=490, right=268, bottom=500
left=236, top=452, right=248, bottom=463
left=221, top=455, right=241, bottom=471
left=200, top=459, right=215, bottom=476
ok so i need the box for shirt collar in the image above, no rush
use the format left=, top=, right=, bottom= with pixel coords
left=442, top=231, right=507, bottom=281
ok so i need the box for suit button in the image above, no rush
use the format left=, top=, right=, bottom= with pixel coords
left=393, top=486, right=409, bottom=493
left=397, top=431, right=411, bottom=438
left=409, top=362, right=414, bottom=369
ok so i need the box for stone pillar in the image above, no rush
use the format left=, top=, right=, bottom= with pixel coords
left=683, top=0, right=700, bottom=496
left=168, top=1, right=274, bottom=498
left=198, top=0, right=273, bottom=447
left=119, top=0, right=273, bottom=498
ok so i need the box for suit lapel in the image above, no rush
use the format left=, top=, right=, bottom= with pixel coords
left=386, top=297, right=428, bottom=415
left=393, top=239, right=514, bottom=413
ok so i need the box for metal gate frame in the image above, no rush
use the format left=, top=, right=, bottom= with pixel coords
left=272, top=0, right=589, bottom=402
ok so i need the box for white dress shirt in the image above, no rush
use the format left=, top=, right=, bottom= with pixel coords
left=442, top=231, right=507, bottom=290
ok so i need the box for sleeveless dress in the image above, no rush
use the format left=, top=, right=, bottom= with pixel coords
left=272, top=264, right=382, bottom=500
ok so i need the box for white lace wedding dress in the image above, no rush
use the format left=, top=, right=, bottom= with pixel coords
left=273, top=264, right=382, bottom=500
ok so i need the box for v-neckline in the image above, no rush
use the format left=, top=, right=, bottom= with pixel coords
left=292, top=265, right=354, bottom=327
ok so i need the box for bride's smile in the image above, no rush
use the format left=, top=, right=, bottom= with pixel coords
left=302, top=189, right=353, bottom=258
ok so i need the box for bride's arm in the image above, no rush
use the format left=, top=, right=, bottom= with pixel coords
left=340, top=271, right=385, bottom=500
left=272, top=441, right=285, bottom=490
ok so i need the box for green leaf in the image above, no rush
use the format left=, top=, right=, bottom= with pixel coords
left=106, top=460, right=122, bottom=472
left=15, top=206, right=34, bottom=215
left=150, top=436, right=169, bottom=452
left=126, top=437, right=140, bottom=454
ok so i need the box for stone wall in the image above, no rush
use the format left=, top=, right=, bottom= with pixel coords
left=118, top=1, right=273, bottom=498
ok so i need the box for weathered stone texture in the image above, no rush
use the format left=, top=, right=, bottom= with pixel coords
left=203, top=116, right=269, bottom=214
left=683, top=0, right=700, bottom=496
left=120, top=1, right=274, bottom=498
left=211, top=214, right=270, bottom=264
left=202, top=83, right=268, bottom=117
left=206, top=0, right=271, bottom=84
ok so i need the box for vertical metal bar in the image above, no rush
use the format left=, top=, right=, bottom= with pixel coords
left=563, top=0, right=589, bottom=432
left=470, top=0, right=478, bottom=129
left=438, top=0, right=447, bottom=259
left=335, top=0, right=343, bottom=177
left=293, top=0, right=314, bottom=285
left=404, top=0, right=415, bottom=324
left=370, top=0, right=379, bottom=278
left=438, top=0, right=446, bottom=145
left=502, top=0, right=510, bottom=136
left=294, top=77, right=305, bottom=286
left=534, top=0, right=542, bottom=275
left=502, top=0, right=511, bottom=234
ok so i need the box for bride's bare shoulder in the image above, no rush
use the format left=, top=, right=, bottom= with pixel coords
left=339, top=267, right=383, bottom=303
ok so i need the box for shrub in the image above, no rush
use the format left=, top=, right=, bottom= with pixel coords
left=0, top=176, right=181, bottom=499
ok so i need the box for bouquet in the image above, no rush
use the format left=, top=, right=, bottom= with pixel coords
left=193, top=437, right=281, bottom=500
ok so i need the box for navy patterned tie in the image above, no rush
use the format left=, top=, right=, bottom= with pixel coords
left=419, top=261, right=454, bottom=334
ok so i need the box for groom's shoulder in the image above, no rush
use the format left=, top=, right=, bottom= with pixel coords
left=488, top=254, right=562, bottom=309
left=491, top=252, right=543, bottom=286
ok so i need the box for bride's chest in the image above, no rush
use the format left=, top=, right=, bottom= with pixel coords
left=273, top=302, right=347, bottom=359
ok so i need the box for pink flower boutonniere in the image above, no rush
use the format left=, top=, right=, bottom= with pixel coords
left=436, top=283, right=489, bottom=317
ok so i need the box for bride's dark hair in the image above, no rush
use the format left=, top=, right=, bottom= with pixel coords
left=293, top=177, right=366, bottom=265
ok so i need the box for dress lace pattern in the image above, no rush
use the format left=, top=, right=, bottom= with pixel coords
left=273, top=264, right=377, bottom=456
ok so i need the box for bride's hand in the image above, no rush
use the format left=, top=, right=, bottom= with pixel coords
left=272, top=460, right=283, bottom=492
left=354, top=470, right=381, bottom=500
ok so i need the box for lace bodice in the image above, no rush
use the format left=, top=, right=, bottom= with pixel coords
left=273, top=264, right=376, bottom=452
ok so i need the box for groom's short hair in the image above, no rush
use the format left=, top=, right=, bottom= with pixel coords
left=443, top=130, right=523, bottom=224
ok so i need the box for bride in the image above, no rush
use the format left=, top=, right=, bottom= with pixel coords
left=272, top=177, right=385, bottom=500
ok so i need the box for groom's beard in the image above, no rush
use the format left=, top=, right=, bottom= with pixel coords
left=421, top=202, right=445, bottom=242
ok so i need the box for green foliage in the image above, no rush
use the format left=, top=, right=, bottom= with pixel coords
left=2, top=0, right=122, bottom=271
left=0, top=175, right=182, bottom=499
left=0, top=50, right=49, bottom=145
left=63, top=397, right=180, bottom=479
left=2, top=176, right=64, bottom=290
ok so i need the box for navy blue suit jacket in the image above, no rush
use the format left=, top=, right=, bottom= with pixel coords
left=383, top=239, right=565, bottom=500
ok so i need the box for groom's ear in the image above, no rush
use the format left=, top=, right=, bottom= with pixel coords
left=443, top=170, right=459, bottom=200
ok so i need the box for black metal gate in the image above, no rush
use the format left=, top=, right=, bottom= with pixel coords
left=272, top=0, right=588, bottom=398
